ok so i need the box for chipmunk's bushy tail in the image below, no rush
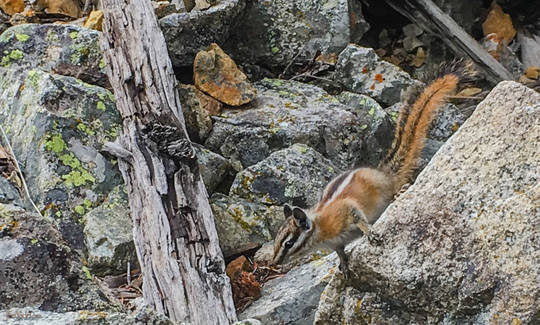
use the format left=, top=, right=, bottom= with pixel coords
left=379, top=59, right=476, bottom=193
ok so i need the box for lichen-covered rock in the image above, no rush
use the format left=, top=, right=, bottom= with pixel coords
left=336, top=91, right=394, bottom=166
left=0, top=68, right=122, bottom=251
left=240, top=254, right=337, bottom=325
left=0, top=306, right=174, bottom=325
left=83, top=186, right=137, bottom=276
left=0, top=204, right=114, bottom=312
left=230, top=144, right=340, bottom=207
left=160, top=0, right=245, bottom=67
left=314, top=81, right=540, bottom=324
left=336, top=44, right=420, bottom=106
left=205, top=78, right=381, bottom=170
left=178, top=83, right=223, bottom=142
left=194, top=43, right=257, bottom=106
left=194, top=145, right=231, bottom=195
left=233, top=319, right=262, bottom=325
left=0, top=24, right=107, bottom=86
left=211, top=193, right=284, bottom=258
left=225, top=0, right=355, bottom=68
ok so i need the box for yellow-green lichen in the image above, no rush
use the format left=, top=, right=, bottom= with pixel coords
left=59, top=153, right=81, bottom=169
left=74, top=205, right=85, bottom=215
left=271, top=46, right=280, bottom=54
left=77, top=122, right=96, bottom=136
left=69, top=31, right=79, bottom=40
left=231, top=207, right=253, bottom=232
left=62, top=169, right=95, bottom=187
left=96, top=101, right=106, bottom=111
left=44, top=134, right=67, bottom=153
left=30, top=238, right=38, bottom=245
left=368, top=107, right=375, bottom=116
left=28, top=70, right=39, bottom=89
left=1, top=49, right=24, bottom=67
left=99, top=58, right=106, bottom=69
left=81, top=265, right=92, bottom=279
left=15, top=34, right=30, bottom=42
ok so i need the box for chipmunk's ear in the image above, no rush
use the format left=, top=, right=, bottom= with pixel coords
left=292, top=207, right=309, bottom=230
left=283, top=204, right=293, bottom=217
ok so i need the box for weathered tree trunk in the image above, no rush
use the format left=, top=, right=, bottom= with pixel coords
left=99, top=2, right=237, bottom=324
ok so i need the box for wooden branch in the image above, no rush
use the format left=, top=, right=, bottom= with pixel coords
left=100, top=2, right=236, bottom=324
left=385, top=0, right=514, bottom=83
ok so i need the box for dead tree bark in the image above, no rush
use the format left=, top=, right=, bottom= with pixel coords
left=99, top=2, right=237, bottom=324
left=384, top=0, right=514, bottom=83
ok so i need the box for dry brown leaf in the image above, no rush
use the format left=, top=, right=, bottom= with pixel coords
left=457, top=87, right=482, bottom=97
left=482, top=2, right=516, bottom=44
left=411, top=47, right=426, bottom=67
left=525, top=66, right=539, bottom=80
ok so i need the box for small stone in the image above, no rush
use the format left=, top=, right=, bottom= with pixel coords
left=482, top=2, right=516, bottom=44
left=0, top=0, right=24, bottom=15
left=525, top=66, right=539, bottom=80
left=178, top=84, right=222, bottom=142
left=253, top=241, right=274, bottom=266
left=83, top=10, right=103, bottom=31
left=402, top=24, right=423, bottom=37
left=152, top=1, right=177, bottom=18
left=194, top=0, right=211, bottom=10
left=194, top=43, right=257, bottom=106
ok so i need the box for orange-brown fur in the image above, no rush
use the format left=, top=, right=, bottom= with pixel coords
left=272, top=61, right=473, bottom=266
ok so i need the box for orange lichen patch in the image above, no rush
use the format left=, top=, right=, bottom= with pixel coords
left=370, top=84, right=375, bottom=90
left=0, top=0, right=24, bottom=15
left=374, top=73, right=384, bottom=83
left=482, top=2, right=516, bottom=44
left=362, top=66, right=369, bottom=74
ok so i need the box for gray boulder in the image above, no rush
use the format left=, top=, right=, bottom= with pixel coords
left=0, top=68, right=122, bottom=251
left=314, top=81, right=540, bottom=324
left=205, top=78, right=383, bottom=170
left=336, top=91, right=395, bottom=166
left=211, top=193, right=284, bottom=258
left=240, top=254, right=337, bottom=325
left=195, top=145, right=232, bottom=195
left=225, top=0, right=360, bottom=68
left=0, top=204, right=114, bottom=312
left=336, top=44, right=420, bottom=106
left=0, top=24, right=107, bottom=87
left=160, top=0, right=246, bottom=67
left=83, top=186, right=137, bottom=276
left=229, top=144, right=340, bottom=207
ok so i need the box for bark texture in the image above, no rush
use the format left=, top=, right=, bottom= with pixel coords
left=99, top=2, right=237, bottom=324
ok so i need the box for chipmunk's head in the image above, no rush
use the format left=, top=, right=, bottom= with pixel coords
left=272, top=204, right=315, bottom=265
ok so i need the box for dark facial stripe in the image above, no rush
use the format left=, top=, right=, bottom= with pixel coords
left=318, top=171, right=352, bottom=207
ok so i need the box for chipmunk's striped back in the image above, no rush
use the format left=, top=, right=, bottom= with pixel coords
left=273, top=60, right=476, bottom=269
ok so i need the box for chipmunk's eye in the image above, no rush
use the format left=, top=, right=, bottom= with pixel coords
left=285, top=240, right=294, bottom=249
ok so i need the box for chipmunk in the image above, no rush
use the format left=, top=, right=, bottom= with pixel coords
left=272, top=60, right=475, bottom=271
